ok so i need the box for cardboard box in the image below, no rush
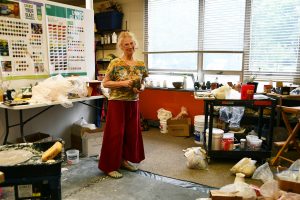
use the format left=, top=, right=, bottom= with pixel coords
left=210, top=190, right=243, bottom=200
left=278, top=179, right=300, bottom=194
left=71, top=123, right=103, bottom=151
left=82, top=132, right=103, bottom=157
left=71, top=123, right=103, bottom=137
left=167, top=118, right=191, bottom=137
left=16, top=132, right=53, bottom=143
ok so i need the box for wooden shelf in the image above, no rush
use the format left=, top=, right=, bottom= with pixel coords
left=96, top=43, right=117, bottom=50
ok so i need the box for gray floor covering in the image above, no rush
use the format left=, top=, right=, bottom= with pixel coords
left=140, top=128, right=264, bottom=188
left=61, top=157, right=211, bottom=200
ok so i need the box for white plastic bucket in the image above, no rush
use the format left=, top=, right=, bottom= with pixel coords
left=160, top=120, right=168, bottom=134
left=194, top=115, right=205, bottom=123
left=66, top=149, right=79, bottom=164
left=194, top=125, right=204, bottom=132
left=194, top=115, right=210, bottom=133
left=205, top=128, right=224, bottom=150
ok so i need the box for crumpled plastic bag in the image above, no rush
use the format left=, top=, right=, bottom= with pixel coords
left=290, top=87, right=300, bottom=95
left=277, top=159, right=300, bottom=182
left=211, top=85, right=231, bottom=99
left=183, top=147, right=208, bottom=170
left=252, top=162, right=274, bottom=183
left=219, top=106, right=245, bottom=128
left=30, top=75, right=90, bottom=108
left=74, top=117, right=96, bottom=129
left=279, top=192, right=300, bottom=200
left=220, top=182, right=257, bottom=200
left=157, top=108, right=172, bottom=121
left=260, top=179, right=281, bottom=199
left=66, top=76, right=89, bottom=98
left=230, top=157, right=257, bottom=177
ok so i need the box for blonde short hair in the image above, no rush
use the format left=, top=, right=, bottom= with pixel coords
left=116, top=31, right=139, bottom=54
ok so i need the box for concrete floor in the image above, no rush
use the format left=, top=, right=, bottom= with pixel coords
left=61, top=157, right=212, bottom=200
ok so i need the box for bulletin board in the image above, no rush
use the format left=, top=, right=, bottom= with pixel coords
left=0, top=0, right=93, bottom=80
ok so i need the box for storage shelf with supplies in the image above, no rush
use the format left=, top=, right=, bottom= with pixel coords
left=203, top=96, right=276, bottom=161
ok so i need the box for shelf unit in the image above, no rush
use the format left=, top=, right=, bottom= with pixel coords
left=94, top=30, right=125, bottom=80
left=95, top=29, right=123, bottom=50
left=203, top=96, right=277, bottom=161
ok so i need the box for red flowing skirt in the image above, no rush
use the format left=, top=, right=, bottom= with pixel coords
left=98, top=100, right=145, bottom=173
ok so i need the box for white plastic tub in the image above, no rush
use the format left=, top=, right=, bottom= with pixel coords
left=248, top=138, right=262, bottom=151
left=66, top=149, right=79, bottom=164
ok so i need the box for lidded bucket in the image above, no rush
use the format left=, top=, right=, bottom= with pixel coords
left=66, top=149, right=79, bottom=164
left=205, top=128, right=224, bottom=150
left=159, top=120, right=168, bottom=134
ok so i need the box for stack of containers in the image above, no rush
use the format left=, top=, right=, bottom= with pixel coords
left=194, top=115, right=209, bottom=145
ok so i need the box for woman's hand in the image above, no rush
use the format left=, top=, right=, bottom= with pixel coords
left=133, top=84, right=145, bottom=93
left=121, top=80, right=133, bottom=88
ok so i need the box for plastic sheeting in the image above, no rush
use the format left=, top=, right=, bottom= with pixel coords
left=137, top=170, right=216, bottom=195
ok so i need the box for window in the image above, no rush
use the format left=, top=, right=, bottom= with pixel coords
left=244, top=0, right=300, bottom=83
left=145, top=0, right=300, bottom=85
left=146, top=0, right=199, bottom=72
left=145, top=0, right=246, bottom=85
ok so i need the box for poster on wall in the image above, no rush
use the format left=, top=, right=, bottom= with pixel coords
left=0, top=0, right=49, bottom=80
left=46, top=4, right=87, bottom=76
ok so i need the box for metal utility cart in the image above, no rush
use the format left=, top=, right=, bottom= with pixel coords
left=203, top=95, right=276, bottom=161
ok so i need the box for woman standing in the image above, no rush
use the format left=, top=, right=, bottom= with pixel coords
left=98, top=31, right=148, bottom=178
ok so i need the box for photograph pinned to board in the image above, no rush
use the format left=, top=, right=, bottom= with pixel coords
left=1, top=61, right=12, bottom=72
left=0, top=0, right=49, bottom=79
left=0, top=39, right=9, bottom=56
left=0, top=0, right=20, bottom=19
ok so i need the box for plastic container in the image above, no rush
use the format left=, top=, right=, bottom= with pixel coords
left=246, top=134, right=258, bottom=147
left=95, top=11, right=123, bottom=31
left=248, top=138, right=262, bottom=151
left=205, top=128, right=224, bottom=150
left=112, top=32, right=117, bottom=43
left=222, top=133, right=234, bottom=151
left=193, top=130, right=203, bottom=145
left=159, top=120, right=168, bottom=134
left=66, top=149, right=79, bottom=164
left=240, top=138, right=246, bottom=150
left=241, top=84, right=255, bottom=100
left=194, top=115, right=210, bottom=132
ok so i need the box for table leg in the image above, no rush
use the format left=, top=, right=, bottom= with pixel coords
left=19, top=110, right=26, bottom=143
left=268, top=103, right=275, bottom=151
left=3, top=109, right=9, bottom=144
left=258, top=107, right=263, bottom=138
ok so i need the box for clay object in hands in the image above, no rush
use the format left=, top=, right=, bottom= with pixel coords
left=132, top=77, right=141, bottom=90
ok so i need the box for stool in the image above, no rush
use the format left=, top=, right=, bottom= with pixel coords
left=270, top=106, right=300, bottom=166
